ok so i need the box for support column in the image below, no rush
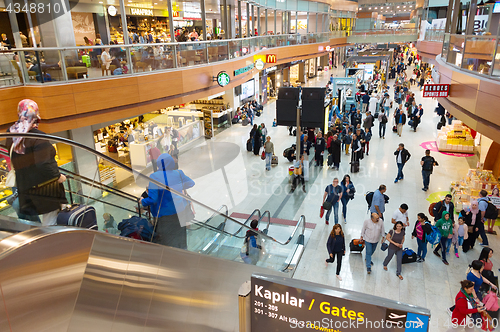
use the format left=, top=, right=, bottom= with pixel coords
left=201, top=0, right=207, bottom=40
left=222, top=0, right=228, bottom=39
left=265, top=9, right=268, bottom=35
left=228, top=5, right=235, bottom=38
left=465, top=0, right=478, bottom=35
left=450, top=0, right=461, bottom=34
left=288, top=11, right=292, bottom=34
left=257, top=7, right=261, bottom=36
left=295, top=11, right=299, bottom=33
left=316, top=13, right=318, bottom=32
left=444, top=0, right=454, bottom=33
left=307, top=12, right=309, bottom=33
left=238, top=0, right=242, bottom=37
left=247, top=2, right=250, bottom=37
left=274, top=10, right=277, bottom=34
left=119, top=0, right=134, bottom=72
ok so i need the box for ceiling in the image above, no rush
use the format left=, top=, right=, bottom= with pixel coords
left=357, top=1, right=416, bottom=17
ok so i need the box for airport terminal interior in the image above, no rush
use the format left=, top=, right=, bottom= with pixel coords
left=1, top=0, right=500, bottom=331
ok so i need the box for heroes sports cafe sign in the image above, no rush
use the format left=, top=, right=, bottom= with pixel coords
left=251, top=275, right=430, bottom=332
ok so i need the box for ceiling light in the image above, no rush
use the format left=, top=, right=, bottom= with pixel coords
left=374, top=7, right=377, bottom=9
left=154, top=2, right=157, bottom=4
left=99, top=1, right=102, bottom=3
left=397, top=5, right=400, bottom=8
left=403, top=5, right=406, bottom=8
left=369, top=7, right=372, bottom=9
left=387, top=6, right=390, bottom=8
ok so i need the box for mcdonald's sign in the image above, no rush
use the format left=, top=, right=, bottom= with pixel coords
left=266, top=54, right=277, bottom=63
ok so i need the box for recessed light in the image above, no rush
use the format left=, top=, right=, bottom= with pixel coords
left=374, top=7, right=377, bottom=9
left=403, top=5, right=406, bottom=8
left=154, top=2, right=157, bottom=4
left=99, top=1, right=102, bottom=3
left=369, top=7, right=372, bottom=9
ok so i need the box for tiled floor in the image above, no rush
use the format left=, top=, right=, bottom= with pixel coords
left=116, top=62, right=495, bottom=331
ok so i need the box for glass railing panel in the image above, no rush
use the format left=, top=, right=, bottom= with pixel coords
left=241, top=39, right=250, bottom=56
left=228, top=40, right=240, bottom=59
left=446, top=34, right=465, bottom=67
left=20, top=49, right=65, bottom=83
left=0, top=51, right=22, bottom=87
left=178, top=42, right=207, bottom=67
left=461, top=36, right=496, bottom=75
left=442, top=33, right=451, bottom=60
left=491, top=43, right=500, bottom=76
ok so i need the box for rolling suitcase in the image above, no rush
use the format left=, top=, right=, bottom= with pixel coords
left=242, top=118, right=249, bottom=126
left=246, top=139, right=252, bottom=152
left=271, top=155, right=278, bottom=166
left=350, top=161, right=359, bottom=173
left=57, top=204, right=98, bottom=230
left=350, top=239, right=365, bottom=253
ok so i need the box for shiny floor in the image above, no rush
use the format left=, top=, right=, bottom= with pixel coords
left=119, top=64, right=495, bottom=331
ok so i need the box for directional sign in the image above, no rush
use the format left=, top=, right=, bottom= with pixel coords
left=251, top=275, right=431, bottom=332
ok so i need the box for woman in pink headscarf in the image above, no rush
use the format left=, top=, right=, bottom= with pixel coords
left=7, top=99, right=67, bottom=225
left=462, top=200, right=480, bottom=252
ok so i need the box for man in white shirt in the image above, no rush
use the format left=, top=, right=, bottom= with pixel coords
left=360, top=212, right=386, bottom=274
left=391, top=203, right=409, bottom=227
left=368, top=95, right=379, bottom=114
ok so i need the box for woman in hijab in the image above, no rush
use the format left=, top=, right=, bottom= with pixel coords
left=253, top=125, right=262, bottom=155
left=462, top=201, right=481, bottom=252
left=7, top=99, right=67, bottom=225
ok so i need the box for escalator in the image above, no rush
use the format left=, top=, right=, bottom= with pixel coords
left=0, top=132, right=306, bottom=273
left=0, top=132, right=308, bottom=331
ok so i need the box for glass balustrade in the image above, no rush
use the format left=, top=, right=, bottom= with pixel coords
left=0, top=132, right=305, bottom=273
left=3, top=31, right=346, bottom=87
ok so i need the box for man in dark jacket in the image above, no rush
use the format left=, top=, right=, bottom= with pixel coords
left=351, top=109, right=362, bottom=128
left=314, top=132, right=326, bottom=167
left=432, top=194, right=455, bottom=222
left=361, top=93, right=370, bottom=113
left=394, top=143, right=411, bottom=183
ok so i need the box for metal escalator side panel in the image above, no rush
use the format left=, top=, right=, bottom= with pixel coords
left=67, top=235, right=133, bottom=332
left=0, top=230, right=95, bottom=332
left=111, top=242, right=163, bottom=332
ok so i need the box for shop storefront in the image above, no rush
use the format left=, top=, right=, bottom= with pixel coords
left=265, top=66, right=278, bottom=99
left=92, top=93, right=231, bottom=183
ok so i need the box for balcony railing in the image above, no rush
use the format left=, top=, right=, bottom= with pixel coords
left=424, top=28, right=445, bottom=42
left=351, top=28, right=418, bottom=36
left=441, top=33, right=500, bottom=78
left=1, top=31, right=346, bottom=87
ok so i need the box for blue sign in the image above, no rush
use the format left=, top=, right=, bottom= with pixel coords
left=405, top=313, right=429, bottom=332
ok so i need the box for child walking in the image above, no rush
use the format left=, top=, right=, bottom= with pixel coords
left=452, top=217, right=468, bottom=258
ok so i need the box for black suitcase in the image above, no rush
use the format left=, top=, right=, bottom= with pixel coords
left=246, top=139, right=252, bottom=152
left=350, top=161, right=359, bottom=173
left=271, top=155, right=278, bottom=166
left=350, top=239, right=365, bottom=253
left=57, top=204, right=98, bottom=230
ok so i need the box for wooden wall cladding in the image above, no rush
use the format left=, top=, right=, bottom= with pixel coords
left=416, top=40, right=443, bottom=56
left=0, top=38, right=345, bottom=133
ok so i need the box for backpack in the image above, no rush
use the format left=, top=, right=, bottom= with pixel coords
left=426, top=226, right=442, bottom=245
left=366, top=191, right=374, bottom=210
left=423, top=157, right=434, bottom=172
left=381, top=114, right=388, bottom=124
left=483, top=199, right=499, bottom=220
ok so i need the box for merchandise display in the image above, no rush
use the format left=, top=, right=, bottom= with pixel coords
left=437, top=120, right=474, bottom=153
left=450, top=167, right=500, bottom=212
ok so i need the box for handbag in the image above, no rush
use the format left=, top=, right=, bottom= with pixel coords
left=322, top=201, right=332, bottom=211
left=261, top=151, right=266, bottom=160
left=320, top=206, right=325, bottom=218
left=381, top=242, right=389, bottom=251
left=5, top=144, right=15, bottom=187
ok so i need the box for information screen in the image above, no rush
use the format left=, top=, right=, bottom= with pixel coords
left=251, top=276, right=430, bottom=332
left=241, top=79, right=255, bottom=100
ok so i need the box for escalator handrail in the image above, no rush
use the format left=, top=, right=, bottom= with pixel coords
left=0, top=133, right=297, bottom=244
left=257, top=210, right=272, bottom=234
left=230, top=208, right=261, bottom=235
left=61, top=168, right=139, bottom=202
left=0, top=145, right=139, bottom=203
left=188, top=205, right=228, bottom=230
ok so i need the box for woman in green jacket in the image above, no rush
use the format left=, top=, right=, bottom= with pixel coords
left=433, top=211, right=453, bottom=265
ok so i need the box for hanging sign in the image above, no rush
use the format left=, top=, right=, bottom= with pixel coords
left=422, top=84, right=450, bottom=98
left=217, top=71, right=231, bottom=87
